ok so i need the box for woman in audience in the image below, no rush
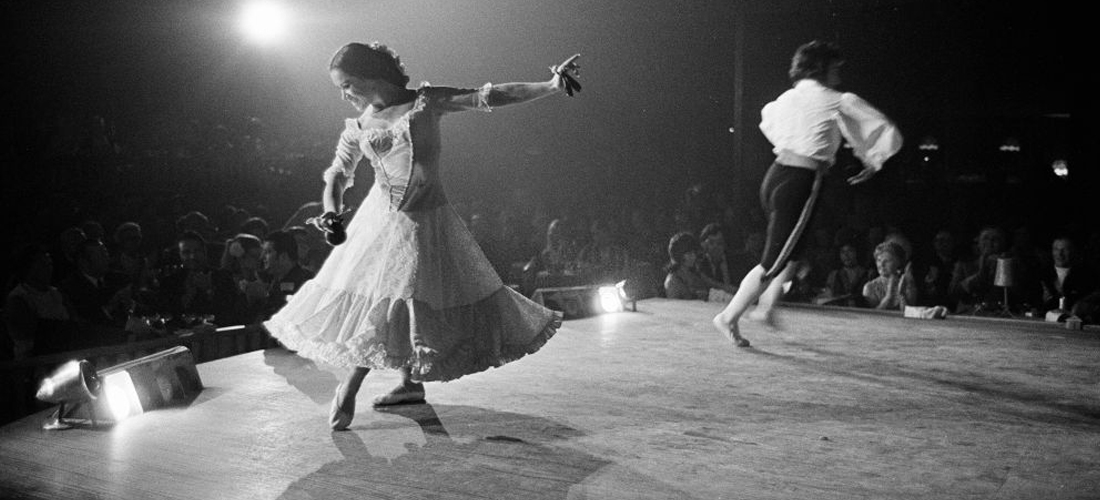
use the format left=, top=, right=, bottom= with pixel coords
left=824, top=242, right=871, bottom=307
left=220, top=233, right=264, bottom=292
left=862, top=240, right=917, bottom=310
left=4, top=244, right=75, bottom=358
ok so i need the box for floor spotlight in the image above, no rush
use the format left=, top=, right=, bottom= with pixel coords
left=36, top=359, right=101, bottom=430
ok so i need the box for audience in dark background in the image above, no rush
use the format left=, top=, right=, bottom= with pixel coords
left=3, top=112, right=1098, bottom=362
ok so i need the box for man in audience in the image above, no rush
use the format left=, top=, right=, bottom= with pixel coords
left=951, top=226, right=1007, bottom=312
left=157, top=230, right=243, bottom=326
left=244, top=230, right=314, bottom=322
left=698, top=223, right=736, bottom=288
left=59, top=238, right=133, bottom=328
left=1040, top=235, right=1099, bottom=313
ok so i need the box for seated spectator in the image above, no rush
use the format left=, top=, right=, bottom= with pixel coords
left=1006, top=226, right=1045, bottom=310
left=110, top=221, right=154, bottom=292
left=862, top=241, right=917, bottom=310
left=284, top=225, right=329, bottom=275
left=240, top=216, right=270, bottom=240
left=1039, top=235, right=1100, bottom=312
left=59, top=238, right=134, bottom=329
left=697, top=223, right=736, bottom=288
left=243, top=230, right=315, bottom=322
left=220, top=233, right=264, bottom=289
left=156, top=231, right=244, bottom=326
left=576, top=218, right=631, bottom=283
left=918, top=229, right=959, bottom=309
left=663, top=232, right=735, bottom=301
left=950, top=226, right=1007, bottom=312
left=51, top=226, right=86, bottom=285
left=823, top=242, right=871, bottom=307
left=522, top=218, right=582, bottom=294
left=803, top=226, right=838, bottom=292
left=728, top=230, right=765, bottom=282
left=4, top=244, right=76, bottom=358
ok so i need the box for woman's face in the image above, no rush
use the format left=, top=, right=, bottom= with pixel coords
left=839, top=244, right=857, bottom=267
left=683, top=250, right=697, bottom=267
left=876, top=251, right=901, bottom=276
left=240, top=247, right=262, bottom=274
left=330, top=68, right=387, bottom=112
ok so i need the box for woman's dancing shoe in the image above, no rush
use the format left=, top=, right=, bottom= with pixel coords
left=371, top=385, right=425, bottom=407
left=330, top=384, right=355, bottom=431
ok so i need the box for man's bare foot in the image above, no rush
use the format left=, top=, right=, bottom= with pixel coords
left=712, top=314, right=751, bottom=348
left=748, top=308, right=780, bottom=330
left=371, top=382, right=426, bottom=407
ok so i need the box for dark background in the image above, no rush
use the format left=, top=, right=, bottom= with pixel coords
left=2, top=0, right=1090, bottom=247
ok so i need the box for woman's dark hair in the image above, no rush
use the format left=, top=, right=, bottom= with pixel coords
left=789, top=40, right=843, bottom=83
left=265, top=230, right=299, bottom=262
left=667, top=232, right=700, bottom=270
left=330, top=42, right=410, bottom=88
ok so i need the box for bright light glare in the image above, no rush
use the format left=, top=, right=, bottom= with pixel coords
left=240, top=2, right=289, bottom=45
left=103, top=371, right=142, bottom=422
left=598, top=286, right=624, bottom=313
left=1052, top=159, right=1068, bottom=179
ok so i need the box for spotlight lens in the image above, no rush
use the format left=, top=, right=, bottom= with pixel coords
left=598, top=286, right=623, bottom=313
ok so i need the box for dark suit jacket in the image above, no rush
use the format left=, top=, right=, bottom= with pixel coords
left=1040, top=264, right=1100, bottom=310
left=59, top=271, right=129, bottom=326
left=157, top=266, right=245, bottom=325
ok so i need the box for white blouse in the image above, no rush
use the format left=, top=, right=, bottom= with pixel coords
left=760, top=79, right=903, bottom=171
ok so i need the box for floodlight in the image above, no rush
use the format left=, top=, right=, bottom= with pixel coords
left=240, top=1, right=288, bottom=45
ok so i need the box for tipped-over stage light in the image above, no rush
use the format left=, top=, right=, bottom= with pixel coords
left=36, top=360, right=101, bottom=430
left=534, top=281, right=637, bottom=319
left=36, top=347, right=204, bottom=429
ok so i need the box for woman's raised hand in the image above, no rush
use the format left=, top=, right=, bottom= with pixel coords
left=550, top=54, right=582, bottom=96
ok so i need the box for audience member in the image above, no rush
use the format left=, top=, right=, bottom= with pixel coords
left=156, top=231, right=243, bottom=325
left=244, top=230, right=315, bottom=322
left=220, top=233, right=264, bottom=290
left=727, top=230, right=765, bottom=283
left=663, top=232, right=735, bottom=301
left=51, top=226, right=86, bottom=284
left=823, top=242, right=871, bottom=307
left=576, top=218, right=631, bottom=283
left=697, top=223, right=736, bottom=288
left=110, top=221, right=154, bottom=292
left=1039, top=235, right=1100, bottom=312
left=59, top=238, right=134, bottom=328
left=240, top=216, right=270, bottom=240
left=862, top=240, right=917, bottom=310
left=950, top=225, right=1007, bottom=312
left=4, top=244, right=76, bottom=358
left=918, top=229, right=959, bottom=309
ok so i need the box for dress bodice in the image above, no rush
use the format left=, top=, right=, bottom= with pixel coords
left=325, top=84, right=494, bottom=212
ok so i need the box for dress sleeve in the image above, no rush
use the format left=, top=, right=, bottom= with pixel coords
left=421, top=84, right=494, bottom=114
left=838, top=93, right=903, bottom=171
left=322, top=120, right=364, bottom=188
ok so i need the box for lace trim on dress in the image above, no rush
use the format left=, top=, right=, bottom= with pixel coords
left=264, top=282, right=561, bottom=382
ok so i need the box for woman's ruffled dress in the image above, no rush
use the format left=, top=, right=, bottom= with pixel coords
left=264, top=84, right=561, bottom=382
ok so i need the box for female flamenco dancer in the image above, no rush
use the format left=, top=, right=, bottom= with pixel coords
left=263, top=41, right=582, bottom=430
left=712, top=40, right=902, bottom=347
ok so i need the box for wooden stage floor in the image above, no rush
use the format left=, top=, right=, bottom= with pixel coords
left=2, top=299, right=1099, bottom=499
